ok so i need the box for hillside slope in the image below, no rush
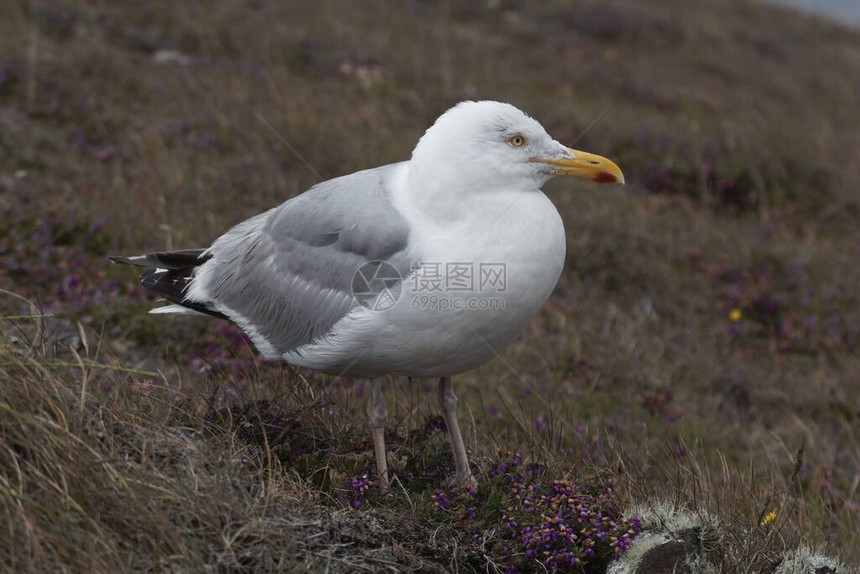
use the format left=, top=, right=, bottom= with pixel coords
left=1, top=0, right=858, bottom=570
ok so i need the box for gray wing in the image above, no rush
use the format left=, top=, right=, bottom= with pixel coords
left=187, top=163, right=412, bottom=357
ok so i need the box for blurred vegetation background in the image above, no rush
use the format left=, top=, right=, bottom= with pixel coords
left=0, top=0, right=858, bottom=571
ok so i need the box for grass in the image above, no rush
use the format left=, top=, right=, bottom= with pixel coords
left=1, top=0, right=859, bottom=571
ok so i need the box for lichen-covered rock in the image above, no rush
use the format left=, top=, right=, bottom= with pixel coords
left=607, top=501, right=720, bottom=574
left=774, top=547, right=854, bottom=574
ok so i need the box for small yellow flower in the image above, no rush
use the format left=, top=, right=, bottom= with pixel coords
left=729, top=308, right=743, bottom=322
left=760, top=511, right=777, bottom=526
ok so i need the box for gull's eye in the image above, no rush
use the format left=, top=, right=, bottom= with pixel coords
left=507, top=134, right=526, bottom=148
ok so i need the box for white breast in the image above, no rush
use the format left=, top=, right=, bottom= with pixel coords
left=284, top=166, right=566, bottom=378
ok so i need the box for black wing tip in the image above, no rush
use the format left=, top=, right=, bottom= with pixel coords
left=106, top=249, right=211, bottom=269
left=108, top=254, right=153, bottom=267
left=140, top=267, right=168, bottom=289
left=111, top=250, right=225, bottom=321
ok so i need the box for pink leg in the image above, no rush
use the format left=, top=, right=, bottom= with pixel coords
left=366, top=378, right=390, bottom=494
left=438, top=376, right=476, bottom=485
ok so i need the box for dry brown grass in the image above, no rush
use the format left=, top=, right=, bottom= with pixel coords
left=0, top=309, right=303, bottom=572
left=1, top=0, right=858, bottom=571
left=0, top=307, right=475, bottom=572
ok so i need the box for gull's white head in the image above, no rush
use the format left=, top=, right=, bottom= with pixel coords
left=409, top=101, right=624, bottom=196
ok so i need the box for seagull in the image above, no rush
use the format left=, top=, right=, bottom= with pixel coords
left=111, top=101, right=624, bottom=492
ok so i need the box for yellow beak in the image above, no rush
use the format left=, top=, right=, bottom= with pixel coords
left=538, top=147, right=625, bottom=184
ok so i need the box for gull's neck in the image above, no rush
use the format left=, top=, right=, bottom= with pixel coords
left=401, top=159, right=535, bottom=225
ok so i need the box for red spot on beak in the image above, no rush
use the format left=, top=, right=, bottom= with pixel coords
left=594, top=171, right=618, bottom=184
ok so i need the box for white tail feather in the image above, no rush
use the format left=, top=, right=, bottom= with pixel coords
left=148, top=304, right=206, bottom=316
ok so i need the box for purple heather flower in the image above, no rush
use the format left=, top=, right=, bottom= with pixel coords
left=429, top=455, right=642, bottom=570
left=343, top=474, right=374, bottom=509
left=533, top=413, right=551, bottom=431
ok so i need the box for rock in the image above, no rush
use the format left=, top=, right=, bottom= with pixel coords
left=607, top=501, right=720, bottom=574
left=774, top=547, right=854, bottom=574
